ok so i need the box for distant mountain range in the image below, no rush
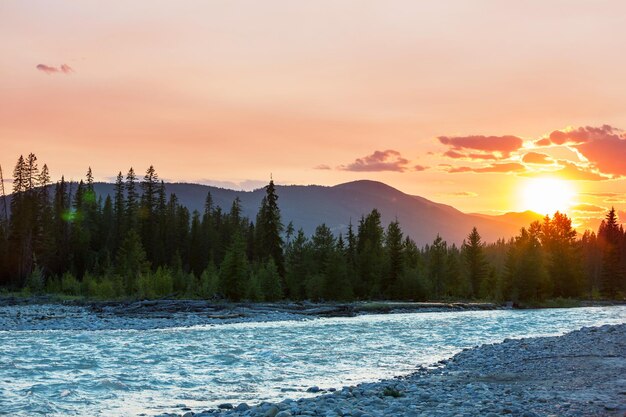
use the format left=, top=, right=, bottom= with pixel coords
left=81, top=179, right=542, bottom=246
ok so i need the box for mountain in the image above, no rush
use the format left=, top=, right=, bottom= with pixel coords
left=83, top=179, right=534, bottom=246
left=470, top=211, right=545, bottom=228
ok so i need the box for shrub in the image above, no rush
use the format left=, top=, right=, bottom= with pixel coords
left=61, top=272, right=80, bottom=296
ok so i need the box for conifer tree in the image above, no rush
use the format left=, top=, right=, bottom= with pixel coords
left=384, top=220, right=404, bottom=297
left=599, top=207, right=623, bottom=297
left=219, top=233, right=249, bottom=301
left=125, top=168, right=138, bottom=232
left=462, top=227, right=487, bottom=298
left=254, top=180, right=285, bottom=276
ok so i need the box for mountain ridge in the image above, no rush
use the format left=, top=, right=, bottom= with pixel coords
left=79, top=179, right=535, bottom=246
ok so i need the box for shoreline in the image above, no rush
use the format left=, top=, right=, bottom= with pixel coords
left=157, top=323, right=626, bottom=417
left=2, top=296, right=625, bottom=331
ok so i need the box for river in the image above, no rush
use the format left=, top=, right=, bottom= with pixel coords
left=1, top=306, right=625, bottom=416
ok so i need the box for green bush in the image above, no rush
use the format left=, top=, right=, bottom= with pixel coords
left=61, top=272, right=80, bottom=296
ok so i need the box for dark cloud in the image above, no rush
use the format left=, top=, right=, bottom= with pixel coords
left=36, top=63, right=73, bottom=74
left=338, top=150, right=409, bottom=172
left=438, top=135, right=524, bottom=159
left=522, top=152, right=552, bottom=164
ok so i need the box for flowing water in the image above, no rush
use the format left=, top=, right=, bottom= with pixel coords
left=1, top=306, right=625, bottom=416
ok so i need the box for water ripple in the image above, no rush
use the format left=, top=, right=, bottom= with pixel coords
left=0, top=307, right=625, bottom=416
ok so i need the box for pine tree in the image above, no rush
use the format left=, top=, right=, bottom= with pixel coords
left=113, top=172, right=125, bottom=246
left=219, top=233, right=249, bottom=301
left=140, top=165, right=159, bottom=260
left=116, top=229, right=149, bottom=295
left=254, top=180, right=285, bottom=276
left=356, top=210, right=384, bottom=297
left=427, top=234, right=447, bottom=299
left=599, top=207, right=623, bottom=297
left=125, top=168, right=138, bottom=231
left=540, top=212, right=582, bottom=297
left=383, top=220, right=404, bottom=297
left=462, top=227, right=487, bottom=298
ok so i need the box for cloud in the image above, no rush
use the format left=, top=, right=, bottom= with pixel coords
left=439, top=135, right=524, bottom=159
left=413, top=164, right=428, bottom=171
left=535, top=125, right=626, bottom=177
left=541, top=125, right=621, bottom=146
left=604, top=198, right=626, bottom=204
left=571, top=203, right=606, bottom=213
left=313, top=164, right=331, bottom=170
left=338, top=149, right=410, bottom=172
left=449, top=191, right=478, bottom=197
left=522, top=152, right=552, bottom=164
left=551, top=160, right=608, bottom=181
left=36, top=63, right=73, bottom=75
left=580, top=192, right=622, bottom=198
left=448, top=162, right=525, bottom=174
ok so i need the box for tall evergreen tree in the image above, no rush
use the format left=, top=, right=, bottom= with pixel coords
left=254, top=180, right=285, bottom=276
left=462, top=227, right=487, bottom=298
left=598, top=207, right=623, bottom=297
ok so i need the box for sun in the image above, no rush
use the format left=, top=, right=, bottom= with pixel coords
left=521, top=178, right=576, bottom=216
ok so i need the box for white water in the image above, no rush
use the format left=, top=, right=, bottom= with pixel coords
left=1, top=306, right=625, bottom=416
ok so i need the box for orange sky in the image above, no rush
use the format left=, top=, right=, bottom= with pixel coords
left=1, top=1, right=626, bottom=231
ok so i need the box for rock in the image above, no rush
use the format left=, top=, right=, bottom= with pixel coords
left=307, top=386, right=321, bottom=393
left=234, top=403, right=250, bottom=411
left=264, top=405, right=280, bottom=417
left=217, top=403, right=233, bottom=410
left=275, top=412, right=292, bottom=417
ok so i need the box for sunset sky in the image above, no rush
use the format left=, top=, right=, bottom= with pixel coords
left=1, top=1, right=626, bottom=230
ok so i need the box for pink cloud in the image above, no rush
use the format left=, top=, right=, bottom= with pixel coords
left=36, top=63, right=73, bottom=75
left=522, top=152, right=552, bottom=164
left=438, top=135, right=523, bottom=158
left=448, top=162, right=525, bottom=174
left=313, top=164, right=331, bottom=170
left=338, top=149, right=410, bottom=172
left=413, top=164, right=428, bottom=171
left=533, top=125, right=626, bottom=177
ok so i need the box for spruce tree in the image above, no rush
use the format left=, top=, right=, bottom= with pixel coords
left=599, top=207, right=623, bottom=297
left=254, top=180, right=285, bottom=276
left=462, top=227, right=487, bottom=298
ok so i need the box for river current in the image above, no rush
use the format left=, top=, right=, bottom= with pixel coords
left=1, top=306, right=625, bottom=416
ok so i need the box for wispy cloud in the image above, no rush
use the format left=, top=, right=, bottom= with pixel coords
left=571, top=203, right=606, bottom=213
left=439, top=135, right=523, bottom=160
left=447, top=162, right=525, bottom=174
left=36, top=63, right=74, bottom=75
left=313, top=164, right=331, bottom=170
left=338, top=149, right=410, bottom=172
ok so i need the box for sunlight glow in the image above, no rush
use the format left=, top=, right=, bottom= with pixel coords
left=521, top=178, right=576, bottom=216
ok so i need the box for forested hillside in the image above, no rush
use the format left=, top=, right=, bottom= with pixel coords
left=1, top=154, right=624, bottom=301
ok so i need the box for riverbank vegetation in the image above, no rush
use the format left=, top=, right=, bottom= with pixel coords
left=0, top=154, right=624, bottom=302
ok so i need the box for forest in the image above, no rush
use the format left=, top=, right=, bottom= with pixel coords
left=0, top=153, right=624, bottom=302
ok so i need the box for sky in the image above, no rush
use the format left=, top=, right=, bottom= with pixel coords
left=1, top=0, right=626, bottom=231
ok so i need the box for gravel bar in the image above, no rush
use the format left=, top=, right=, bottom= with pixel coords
left=155, top=324, right=626, bottom=417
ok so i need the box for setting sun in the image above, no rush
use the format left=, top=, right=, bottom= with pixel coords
left=521, top=178, right=576, bottom=216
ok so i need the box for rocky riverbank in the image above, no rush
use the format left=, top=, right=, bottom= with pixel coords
left=0, top=298, right=496, bottom=331
left=155, top=324, right=626, bottom=417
